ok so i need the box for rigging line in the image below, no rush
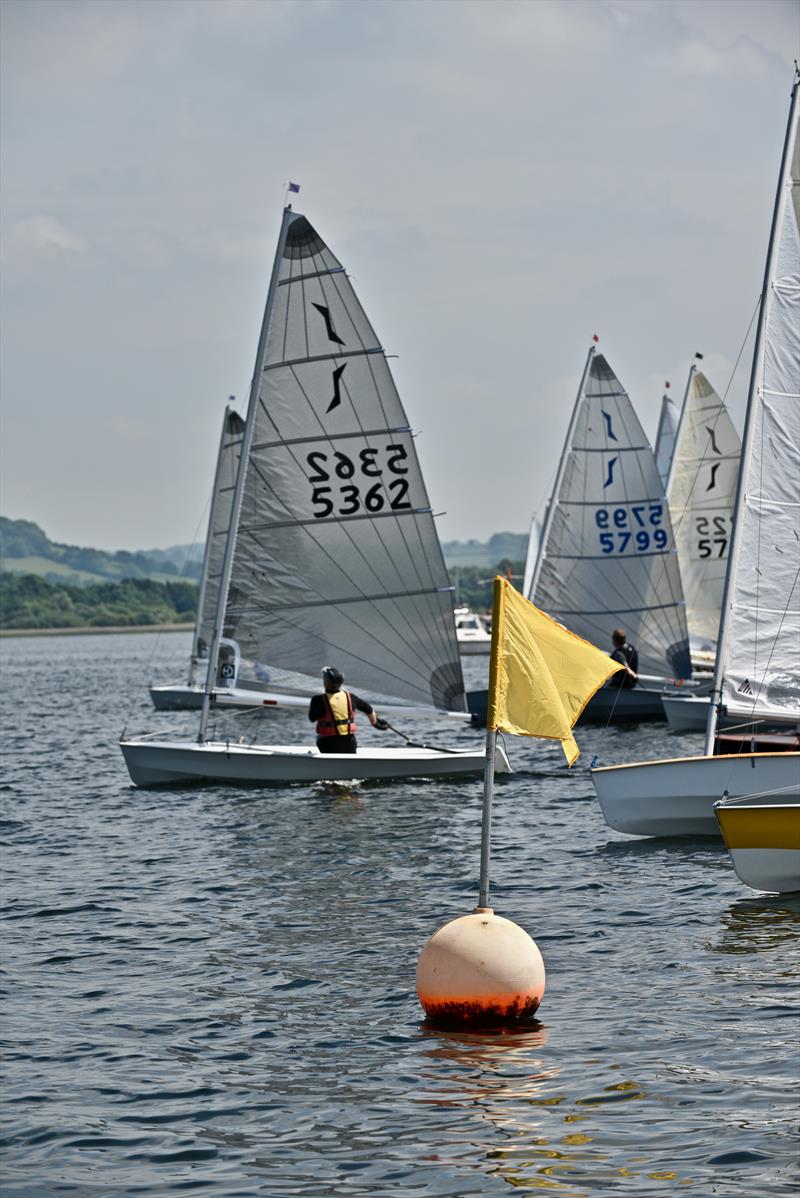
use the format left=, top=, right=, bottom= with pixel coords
left=322, top=269, right=456, bottom=668
left=120, top=488, right=212, bottom=734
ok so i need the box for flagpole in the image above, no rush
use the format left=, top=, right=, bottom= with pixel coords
left=477, top=577, right=506, bottom=911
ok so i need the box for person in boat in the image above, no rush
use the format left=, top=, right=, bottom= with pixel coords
left=609, top=629, right=638, bottom=689
left=308, top=666, right=389, bottom=754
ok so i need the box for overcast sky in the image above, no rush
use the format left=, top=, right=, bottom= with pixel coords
left=1, top=0, right=797, bottom=552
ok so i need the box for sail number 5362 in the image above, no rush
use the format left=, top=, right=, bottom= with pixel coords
left=306, top=443, right=411, bottom=518
left=595, top=504, right=668, bottom=553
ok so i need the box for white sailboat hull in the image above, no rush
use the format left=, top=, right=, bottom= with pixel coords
left=591, top=752, right=800, bottom=837
left=121, top=738, right=510, bottom=788
left=726, top=846, right=800, bottom=894
left=661, top=694, right=715, bottom=731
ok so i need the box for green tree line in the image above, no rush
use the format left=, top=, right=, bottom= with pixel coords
left=1, top=573, right=198, bottom=630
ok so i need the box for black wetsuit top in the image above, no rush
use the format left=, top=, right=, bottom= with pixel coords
left=610, top=643, right=638, bottom=689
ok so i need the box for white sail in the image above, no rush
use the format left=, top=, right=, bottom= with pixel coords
left=716, top=93, right=800, bottom=724
left=534, top=352, right=691, bottom=679
left=212, top=211, right=465, bottom=711
left=667, top=371, right=741, bottom=650
left=189, top=405, right=245, bottom=686
left=522, top=513, right=541, bottom=600
left=654, top=392, right=678, bottom=485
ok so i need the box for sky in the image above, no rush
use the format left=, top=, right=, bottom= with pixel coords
left=1, top=0, right=798, bottom=552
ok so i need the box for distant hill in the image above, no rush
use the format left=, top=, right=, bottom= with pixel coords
left=442, top=531, right=527, bottom=568
left=0, top=518, right=202, bottom=587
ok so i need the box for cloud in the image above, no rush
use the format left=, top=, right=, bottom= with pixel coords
left=6, top=214, right=86, bottom=258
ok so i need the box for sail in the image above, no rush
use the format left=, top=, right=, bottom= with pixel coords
left=654, top=393, right=678, bottom=485
left=667, top=372, right=741, bottom=650
left=719, top=90, right=800, bottom=721
left=522, top=513, right=541, bottom=599
left=189, top=407, right=245, bottom=686
left=215, top=211, right=465, bottom=711
left=534, top=353, right=691, bottom=680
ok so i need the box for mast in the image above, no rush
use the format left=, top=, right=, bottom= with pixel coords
left=528, top=341, right=596, bottom=602
left=704, top=74, right=800, bottom=755
left=189, top=398, right=236, bottom=687
left=664, top=361, right=697, bottom=498
left=198, top=206, right=296, bottom=742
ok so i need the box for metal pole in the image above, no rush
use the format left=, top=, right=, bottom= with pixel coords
left=199, top=206, right=296, bottom=742
left=704, top=73, right=800, bottom=757
left=477, top=728, right=496, bottom=910
left=189, top=399, right=235, bottom=687
left=476, top=576, right=506, bottom=912
left=528, top=343, right=596, bottom=602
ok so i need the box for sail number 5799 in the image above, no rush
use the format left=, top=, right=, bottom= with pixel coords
left=595, top=504, right=668, bottom=553
left=306, top=443, right=412, bottom=518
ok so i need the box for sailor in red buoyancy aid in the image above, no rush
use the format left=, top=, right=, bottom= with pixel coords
left=308, top=667, right=389, bottom=754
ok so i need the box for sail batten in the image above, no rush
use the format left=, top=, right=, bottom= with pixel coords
left=534, top=352, right=691, bottom=680
left=215, top=209, right=465, bottom=711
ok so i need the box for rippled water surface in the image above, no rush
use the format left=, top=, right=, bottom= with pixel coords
left=2, top=632, right=799, bottom=1197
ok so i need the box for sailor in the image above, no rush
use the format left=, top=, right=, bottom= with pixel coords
left=609, top=629, right=638, bottom=689
left=308, top=667, right=389, bottom=754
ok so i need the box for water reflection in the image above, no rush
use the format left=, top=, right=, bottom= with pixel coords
left=713, top=895, right=800, bottom=955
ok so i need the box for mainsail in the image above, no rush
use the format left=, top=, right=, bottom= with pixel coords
left=189, top=405, right=245, bottom=686
left=714, top=84, right=800, bottom=726
left=667, top=370, right=741, bottom=651
left=532, top=351, right=692, bottom=680
left=209, top=210, right=465, bottom=711
left=654, top=391, right=678, bottom=485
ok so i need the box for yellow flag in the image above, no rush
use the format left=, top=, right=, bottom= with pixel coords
left=486, top=577, right=624, bottom=766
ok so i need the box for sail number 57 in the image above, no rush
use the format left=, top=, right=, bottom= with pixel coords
left=306, top=443, right=412, bottom=518
left=595, top=504, right=668, bottom=553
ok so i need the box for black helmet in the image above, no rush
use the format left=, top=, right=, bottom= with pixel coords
left=322, top=666, right=344, bottom=690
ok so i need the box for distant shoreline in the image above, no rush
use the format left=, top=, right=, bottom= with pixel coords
left=0, top=622, right=194, bottom=638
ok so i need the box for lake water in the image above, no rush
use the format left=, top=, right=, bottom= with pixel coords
left=1, top=631, right=798, bottom=1197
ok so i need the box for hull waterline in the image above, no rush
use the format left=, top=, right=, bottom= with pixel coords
left=121, top=738, right=510, bottom=788
left=715, top=801, right=800, bottom=893
left=591, top=752, right=800, bottom=837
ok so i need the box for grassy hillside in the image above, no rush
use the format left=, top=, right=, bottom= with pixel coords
left=0, top=517, right=201, bottom=586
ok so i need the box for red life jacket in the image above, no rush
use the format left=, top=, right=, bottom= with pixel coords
left=316, top=690, right=357, bottom=737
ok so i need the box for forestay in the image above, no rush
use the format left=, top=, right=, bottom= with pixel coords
left=654, top=392, right=678, bottom=486
left=667, top=372, right=741, bottom=649
left=534, top=353, right=692, bottom=679
left=718, top=100, right=800, bottom=722
left=189, top=406, right=245, bottom=686
left=216, top=212, right=465, bottom=711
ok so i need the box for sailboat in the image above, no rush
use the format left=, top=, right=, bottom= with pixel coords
left=714, top=794, right=800, bottom=893
left=592, top=74, right=800, bottom=836
left=661, top=364, right=742, bottom=729
left=122, top=206, right=509, bottom=786
left=525, top=345, right=692, bottom=723
left=654, top=386, right=678, bottom=486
